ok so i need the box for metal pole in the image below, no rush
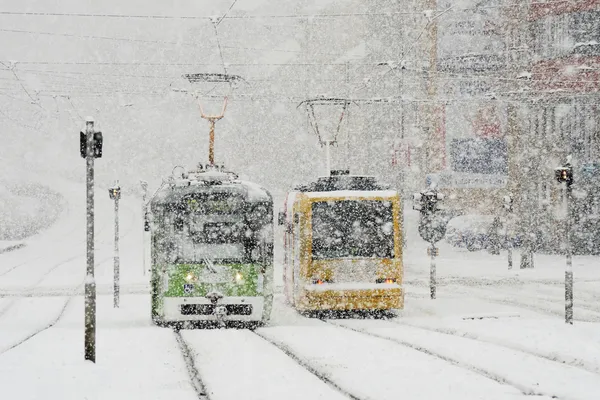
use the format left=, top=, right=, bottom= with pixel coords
left=346, top=62, right=351, bottom=170
left=141, top=182, right=147, bottom=276
left=114, top=196, right=120, bottom=308
left=84, top=118, right=96, bottom=363
left=325, top=141, right=331, bottom=176
left=430, top=244, right=436, bottom=299
left=565, top=182, right=573, bottom=324
left=425, top=0, right=440, bottom=174
left=507, top=210, right=513, bottom=269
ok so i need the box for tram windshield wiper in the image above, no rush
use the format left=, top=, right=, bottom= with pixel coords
left=203, top=256, right=218, bottom=273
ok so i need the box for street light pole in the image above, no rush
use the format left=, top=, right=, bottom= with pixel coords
left=109, top=183, right=121, bottom=308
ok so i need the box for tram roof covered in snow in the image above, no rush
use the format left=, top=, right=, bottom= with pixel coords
left=303, top=190, right=399, bottom=199
left=150, top=167, right=272, bottom=209
left=292, top=171, right=392, bottom=193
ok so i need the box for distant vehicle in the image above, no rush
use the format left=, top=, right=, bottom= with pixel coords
left=445, top=214, right=523, bottom=252
left=280, top=171, right=404, bottom=315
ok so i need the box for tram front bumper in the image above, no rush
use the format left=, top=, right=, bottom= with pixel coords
left=162, top=296, right=265, bottom=322
left=299, top=283, right=404, bottom=311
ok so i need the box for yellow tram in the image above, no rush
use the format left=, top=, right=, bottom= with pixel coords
left=279, top=172, right=404, bottom=313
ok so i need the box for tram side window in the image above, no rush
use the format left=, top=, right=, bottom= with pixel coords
left=174, top=216, right=184, bottom=232
left=311, top=200, right=394, bottom=260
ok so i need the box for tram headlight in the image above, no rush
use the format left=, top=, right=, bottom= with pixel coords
left=185, top=272, right=196, bottom=282
left=235, top=272, right=243, bottom=283
left=312, top=278, right=332, bottom=285
left=376, top=278, right=397, bottom=284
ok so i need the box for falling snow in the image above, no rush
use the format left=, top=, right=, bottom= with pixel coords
left=1, top=1, right=600, bottom=399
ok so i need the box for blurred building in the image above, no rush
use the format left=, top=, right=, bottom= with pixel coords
left=358, top=0, right=600, bottom=253
left=519, top=0, right=600, bottom=254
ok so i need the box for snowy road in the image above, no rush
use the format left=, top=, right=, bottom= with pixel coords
left=1, top=179, right=599, bottom=400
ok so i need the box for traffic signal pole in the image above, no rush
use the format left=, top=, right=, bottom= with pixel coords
left=84, top=117, right=96, bottom=363
left=414, top=188, right=446, bottom=300
left=430, top=244, right=437, bottom=300
left=556, top=159, right=574, bottom=324
left=564, top=181, right=573, bottom=325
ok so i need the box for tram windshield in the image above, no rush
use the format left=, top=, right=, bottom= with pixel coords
left=160, top=194, right=271, bottom=264
left=311, top=200, right=395, bottom=260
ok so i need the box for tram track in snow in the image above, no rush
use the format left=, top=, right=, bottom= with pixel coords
left=0, top=293, right=75, bottom=356
left=388, top=318, right=600, bottom=376
left=484, top=285, right=600, bottom=315
left=0, top=270, right=94, bottom=357
left=252, top=329, right=366, bottom=400
left=173, top=330, right=211, bottom=400
left=0, top=254, right=81, bottom=318
left=0, top=255, right=112, bottom=325
left=321, top=319, right=549, bottom=398
left=406, top=282, right=600, bottom=323
left=0, top=201, right=137, bottom=319
left=0, top=283, right=149, bottom=297
left=449, top=286, right=600, bottom=323
left=0, top=201, right=139, bottom=358
left=0, top=201, right=136, bottom=278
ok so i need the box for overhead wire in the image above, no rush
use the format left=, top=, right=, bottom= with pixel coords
left=0, top=2, right=574, bottom=20
left=0, top=0, right=591, bottom=131
left=216, top=0, right=239, bottom=27
left=348, top=6, right=453, bottom=96
left=0, top=61, right=44, bottom=109
left=0, top=27, right=341, bottom=56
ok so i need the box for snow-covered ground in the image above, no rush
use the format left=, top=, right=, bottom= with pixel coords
left=0, top=180, right=64, bottom=241
left=1, top=179, right=599, bottom=400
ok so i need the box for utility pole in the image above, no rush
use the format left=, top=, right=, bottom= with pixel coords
left=505, top=0, right=534, bottom=270
left=109, top=183, right=121, bottom=308
left=346, top=61, right=351, bottom=172
left=80, top=117, right=102, bottom=363
left=425, top=0, right=442, bottom=175
left=399, top=6, right=408, bottom=248
left=504, top=194, right=514, bottom=269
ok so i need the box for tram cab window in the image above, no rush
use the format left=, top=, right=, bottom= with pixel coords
left=159, top=196, right=271, bottom=264
left=311, top=200, right=394, bottom=260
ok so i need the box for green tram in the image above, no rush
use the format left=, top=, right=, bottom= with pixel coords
left=148, top=165, right=274, bottom=328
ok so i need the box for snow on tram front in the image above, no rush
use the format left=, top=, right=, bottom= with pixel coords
left=148, top=164, right=274, bottom=328
left=279, top=171, right=404, bottom=314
